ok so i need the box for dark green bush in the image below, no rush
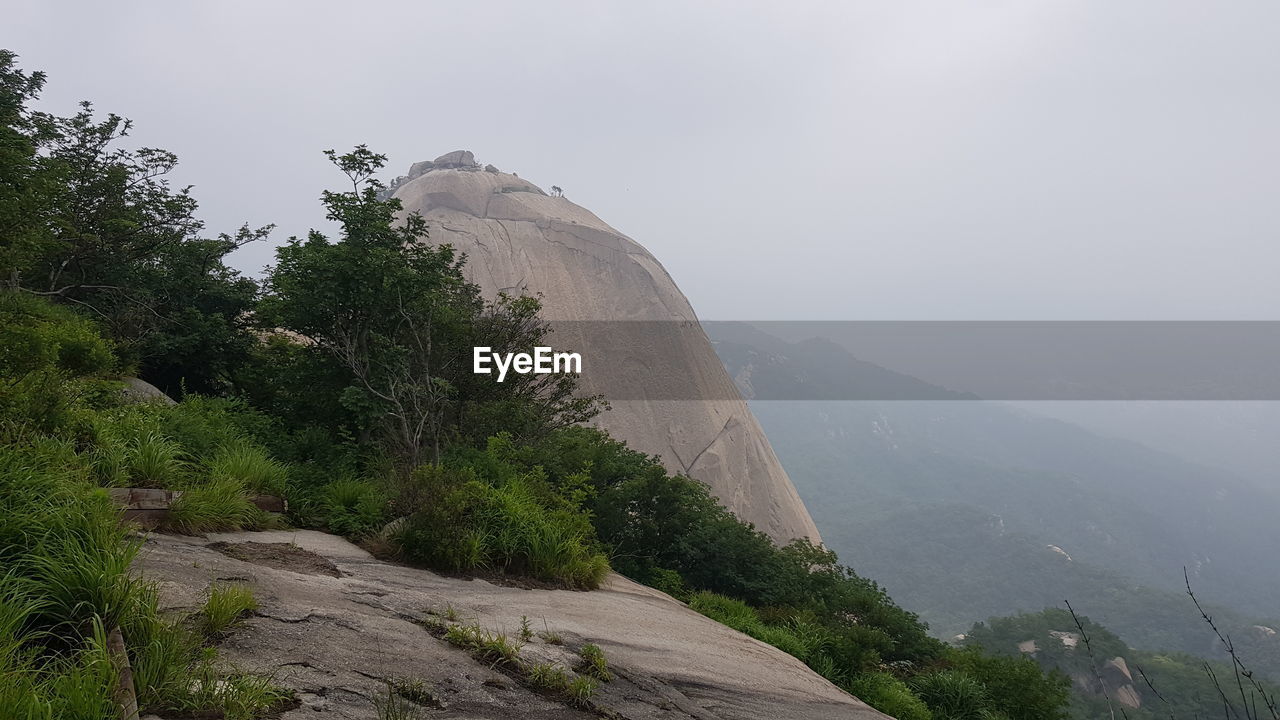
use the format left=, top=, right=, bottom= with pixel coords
left=322, top=479, right=387, bottom=539
left=392, top=438, right=609, bottom=588
left=910, top=670, right=991, bottom=720
left=849, top=672, right=934, bottom=720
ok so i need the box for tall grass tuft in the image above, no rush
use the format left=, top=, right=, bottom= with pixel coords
left=373, top=680, right=424, bottom=720
left=577, top=643, right=613, bottom=682
left=128, top=432, right=186, bottom=487
left=849, top=672, right=934, bottom=720
left=322, top=478, right=387, bottom=539
left=208, top=441, right=288, bottom=496
left=199, top=583, right=258, bottom=639
left=26, top=504, right=142, bottom=634
left=167, top=477, right=260, bottom=534
left=122, top=585, right=203, bottom=709
left=395, top=475, right=608, bottom=589
left=910, top=670, right=991, bottom=720
left=44, top=618, right=117, bottom=720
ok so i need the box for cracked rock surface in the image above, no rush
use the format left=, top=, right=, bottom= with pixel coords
left=138, top=529, right=884, bottom=719
left=390, top=153, right=819, bottom=544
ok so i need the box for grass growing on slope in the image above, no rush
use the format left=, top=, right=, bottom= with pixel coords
left=426, top=615, right=602, bottom=708
left=128, top=431, right=187, bottom=487
left=0, top=296, right=289, bottom=719
left=207, top=441, right=289, bottom=496
left=847, top=672, right=934, bottom=720
left=393, top=447, right=610, bottom=589
left=167, top=477, right=262, bottom=534
left=577, top=643, right=613, bottom=682
left=200, top=583, right=258, bottom=639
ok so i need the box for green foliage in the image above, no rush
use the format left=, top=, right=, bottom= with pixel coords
left=258, top=148, right=598, bottom=468
left=207, top=441, right=288, bottom=496
left=526, top=662, right=572, bottom=692
left=578, top=642, right=613, bottom=682
left=167, top=476, right=261, bottom=534
left=945, top=647, right=1069, bottom=720
left=0, top=292, right=116, bottom=438
left=476, top=631, right=523, bottom=668
left=910, top=671, right=991, bottom=720
left=1, top=55, right=1079, bottom=720
left=127, top=431, right=186, bottom=487
left=388, top=677, right=437, bottom=707
left=1, top=52, right=267, bottom=397
left=963, top=609, right=1278, bottom=720
left=322, top=478, right=387, bottom=539
left=374, top=680, right=424, bottom=720
left=848, top=672, right=934, bottom=720
left=200, top=583, right=258, bottom=638
left=0, top=366, right=281, bottom=720
left=25, top=507, right=142, bottom=633
left=566, top=675, right=599, bottom=708
left=393, top=442, right=609, bottom=588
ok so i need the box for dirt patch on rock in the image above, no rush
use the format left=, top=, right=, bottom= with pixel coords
left=208, top=541, right=342, bottom=577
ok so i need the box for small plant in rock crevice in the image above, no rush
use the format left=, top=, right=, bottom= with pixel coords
left=578, top=642, right=613, bottom=682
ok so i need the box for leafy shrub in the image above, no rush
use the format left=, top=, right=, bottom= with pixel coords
left=945, top=645, right=1070, bottom=720
left=911, top=670, right=991, bottom=720
left=158, top=395, right=279, bottom=462
left=849, top=672, right=933, bottom=720
left=394, top=453, right=608, bottom=588
left=0, top=293, right=114, bottom=380
left=642, top=567, right=690, bottom=600
left=322, top=478, right=387, bottom=539
left=0, top=293, right=115, bottom=438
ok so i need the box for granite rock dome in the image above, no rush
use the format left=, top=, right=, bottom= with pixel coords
left=389, top=152, right=820, bottom=543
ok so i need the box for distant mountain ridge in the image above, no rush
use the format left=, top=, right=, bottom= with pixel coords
left=710, top=322, right=975, bottom=401
left=706, top=323, right=1280, bottom=678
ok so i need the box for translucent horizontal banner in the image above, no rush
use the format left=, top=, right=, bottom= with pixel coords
left=527, top=321, right=1280, bottom=401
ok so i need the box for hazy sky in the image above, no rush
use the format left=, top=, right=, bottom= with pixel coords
left=8, top=1, right=1279, bottom=320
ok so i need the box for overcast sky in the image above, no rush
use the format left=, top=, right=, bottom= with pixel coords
left=8, top=1, right=1279, bottom=320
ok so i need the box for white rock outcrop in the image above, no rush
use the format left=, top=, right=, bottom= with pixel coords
left=390, top=152, right=820, bottom=543
left=137, top=529, right=886, bottom=719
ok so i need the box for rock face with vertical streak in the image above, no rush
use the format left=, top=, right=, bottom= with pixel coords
left=389, top=152, right=820, bottom=543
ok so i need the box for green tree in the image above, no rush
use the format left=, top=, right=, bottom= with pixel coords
left=0, top=50, right=268, bottom=395
left=260, top=147, right=596, bottom=467
left=0, top=49, right=59, bottom=290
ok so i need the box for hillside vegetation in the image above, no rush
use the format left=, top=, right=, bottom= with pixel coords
left=710, top=323, right=1280, bottom=682
left=965, top=609, right=1280, bottom=720
left=1, top=50, right=1071, bottom=718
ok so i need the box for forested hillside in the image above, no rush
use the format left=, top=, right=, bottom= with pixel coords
left=710, top=323, right=1280, bottom=683
left=965, top=609, right=1280, bottom=719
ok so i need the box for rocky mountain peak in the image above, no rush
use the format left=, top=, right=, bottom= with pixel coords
left=389, top=154, right=821, bottom=543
